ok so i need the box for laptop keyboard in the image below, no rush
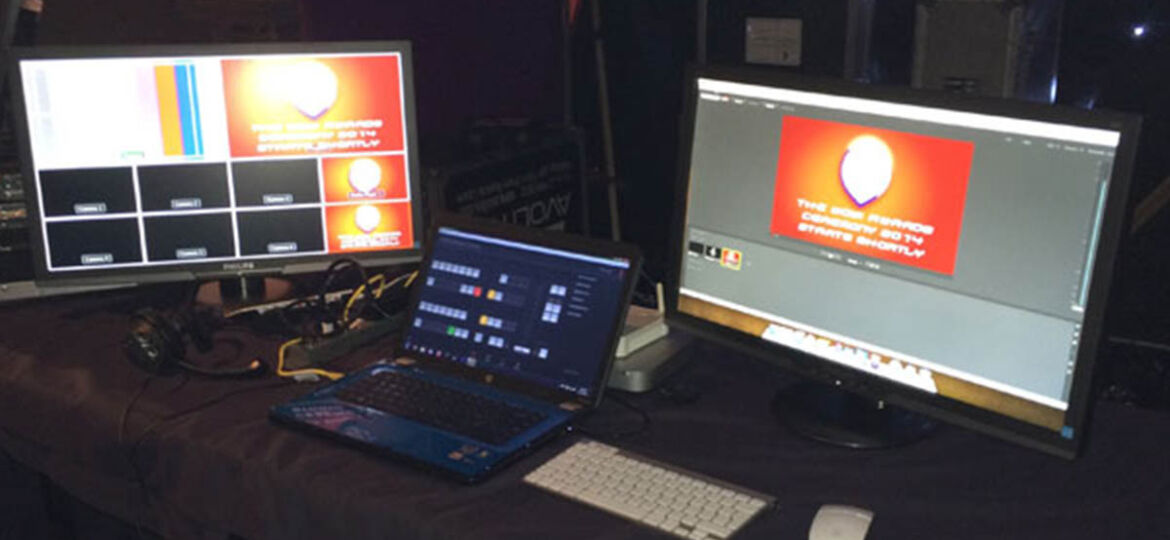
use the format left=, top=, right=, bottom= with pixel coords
left=335, top=370, right=548, bottom=445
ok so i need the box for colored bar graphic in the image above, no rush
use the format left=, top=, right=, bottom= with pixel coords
left=174, top=65, right=195, bottom=155
left=154, top=65, right=184, bottom=156
left=186, top=65, right=204, bottom=155
left=154, top=64, right=204, bottom=157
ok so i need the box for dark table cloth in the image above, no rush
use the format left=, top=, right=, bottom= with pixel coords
left=1, top=291, right=1168, bottom=539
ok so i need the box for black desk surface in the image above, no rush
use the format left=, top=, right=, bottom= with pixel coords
left=1, top=292, right=1169, bottom=540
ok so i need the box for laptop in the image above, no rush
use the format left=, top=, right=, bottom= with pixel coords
left=270, top=215, right=641, bottom=482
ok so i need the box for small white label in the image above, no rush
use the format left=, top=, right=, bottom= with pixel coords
left=74, top=202, right=108, bottom=215
left=263, top=193, right=294, bottom=205
left=171, top=198, right=203, bottom=210
left=745, top=17, right=802, bottom=66
left=80, top=253, right=114, bottom=265
left=176, top=247, right=208, bottom=259
left=267, top=242, right=298, bottom=253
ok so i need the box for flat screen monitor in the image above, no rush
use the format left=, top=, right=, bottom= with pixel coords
left=667, top=65, right=1140, bottom=458
left=7, top=41, right=423, bottom=293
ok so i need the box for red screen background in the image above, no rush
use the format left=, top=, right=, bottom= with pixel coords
left=769, top=116, right=975, bottom=275
left=221, top=55, right=405, bottom=158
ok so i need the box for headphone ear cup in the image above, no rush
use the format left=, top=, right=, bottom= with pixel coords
left=125, top=307, right=263, bottom=378
left=124, top=309, right=186, bottom=375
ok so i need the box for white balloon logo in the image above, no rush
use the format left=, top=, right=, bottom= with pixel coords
left=285, top=60, right=338, bottom=120
left=348, top=158, right=382, bottom=195
left=839, top=135, right=894, bottom=207
left=354, top=205, right=382, bottom=234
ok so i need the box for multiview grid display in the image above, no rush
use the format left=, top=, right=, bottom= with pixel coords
left=15, top=47, right=417, bottom=275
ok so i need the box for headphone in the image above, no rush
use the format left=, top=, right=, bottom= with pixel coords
left=124, top=307, right=264, bottom=378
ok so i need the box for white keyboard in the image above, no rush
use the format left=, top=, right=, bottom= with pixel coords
left=524, top=440, right=775, bottom=539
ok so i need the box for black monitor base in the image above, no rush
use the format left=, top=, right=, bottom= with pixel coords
left=196, top=277, right=295, bottom=308
left=219, top=276, right=267, bottom=303
left=772, top=382, right=937, bottom=449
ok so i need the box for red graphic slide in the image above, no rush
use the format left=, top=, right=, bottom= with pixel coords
left=221, top=55, right=405, bottom=158
left=325, top=202, right=413, bottom=254
left=770, top=116, right=975, bottom=275
left=321, top=154, right=408, bottom=203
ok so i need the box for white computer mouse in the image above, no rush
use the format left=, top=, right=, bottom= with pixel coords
left=808, top=504, right=874, bottom=540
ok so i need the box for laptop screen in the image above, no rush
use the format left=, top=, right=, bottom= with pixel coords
left=402, top=226, right=633, bottom=398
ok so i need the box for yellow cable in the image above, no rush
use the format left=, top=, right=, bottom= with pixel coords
left=342, top=283, right=368, bottom=324
left=368, top=274, right=386, bottom=298
left=275, top=268, right=420, bottom=382
left=343, top=270, right=416, bottom=323
left=276, top=337, right=344, bottom=381
left=341, top=272, right=391, bottom=323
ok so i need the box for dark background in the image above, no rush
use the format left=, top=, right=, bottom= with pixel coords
left=236, top=208, right=325, bottom=256
left=45, top=218, right=141, bottom=268
left=138, top=163, right=231, bottom=212
left=143, top=213, right=235, bottom=262
left=230, top=159, right=321, bottom=207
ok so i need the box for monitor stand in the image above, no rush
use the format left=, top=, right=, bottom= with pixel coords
left=196, top=276, right=295, bottom=309
left=772, top=381, right=937, bottom=449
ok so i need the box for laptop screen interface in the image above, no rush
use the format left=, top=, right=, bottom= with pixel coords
left=403, top=227, right=631, bottom=398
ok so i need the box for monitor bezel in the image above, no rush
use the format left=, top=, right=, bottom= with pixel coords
left=7, top=40, right=425, bottom=288
left=665, top=63, right=1141, bottom=459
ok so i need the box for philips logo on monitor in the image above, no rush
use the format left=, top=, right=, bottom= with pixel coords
left=222, top=262, right=256, bottom=271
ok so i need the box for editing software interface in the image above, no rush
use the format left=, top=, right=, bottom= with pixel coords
left=678, top=77, right=1123, bottom=434
left=15, top=48, right=417, bottom=275
left=403, top=227, right=631, bottom=398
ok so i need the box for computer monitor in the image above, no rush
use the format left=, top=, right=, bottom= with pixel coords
left=666, top=65, right=1140, bottom=458
left=7, top=41, right=423, bottom=298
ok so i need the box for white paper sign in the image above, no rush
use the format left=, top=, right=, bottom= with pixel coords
left=745, top=17, right=802, bottom=67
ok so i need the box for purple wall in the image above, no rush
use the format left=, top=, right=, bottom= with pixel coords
left=302, top=0, right=565, bottom=138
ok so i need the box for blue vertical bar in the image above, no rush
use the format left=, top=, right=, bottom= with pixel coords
left=185, top=64, right=204, bottom=156
left=174, top=63, right=196, bottom=156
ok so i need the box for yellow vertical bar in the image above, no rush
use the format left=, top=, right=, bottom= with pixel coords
left=154, top=65, right=184, bottom=156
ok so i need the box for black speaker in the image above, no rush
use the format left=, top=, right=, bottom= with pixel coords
left=124, top=307, right=264, bottom=378
left=912, top=0, right=1062, bottom=103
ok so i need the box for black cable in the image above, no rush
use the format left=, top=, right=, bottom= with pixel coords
left=128, top=379, right=295, bottom=457
left=122, top=378, right=294, bottom=539
left=319, top=259, right=369, bottom=309
left=607, top=392, right=652, bottom=434
left=1109, top=336, right=1170, bottom=355
left=632, top=266, right=661, bottom=307
left=181, top=280, right=202, bottom=310
left=367, top=267, right=420, bottom=319
left=277, top=297, right=314, bottom=328
left=366, top=289, right=395, bottom=320
left=317, top=258, right=376, bottom=337
left=118, top=377, right=154, bottom=449
left=117, top=374, right=163, bottom=540
left=575, top=392, right=652, bottom=441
